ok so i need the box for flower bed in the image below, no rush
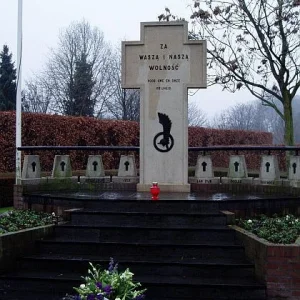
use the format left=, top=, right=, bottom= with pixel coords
left=236, top=214, right=300, bottom=244
left=233, top=214, right=300, bottom=300
left=0, top=209, right=54, bottom=235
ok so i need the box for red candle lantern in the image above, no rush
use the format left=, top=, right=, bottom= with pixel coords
left=150, top=182, right=160, bottom=200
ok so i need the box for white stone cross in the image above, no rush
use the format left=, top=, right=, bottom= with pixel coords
left=122, top=21, right=207, bottom=192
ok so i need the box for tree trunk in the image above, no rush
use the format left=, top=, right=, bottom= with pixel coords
left=283, top=93, right=294, bottom=146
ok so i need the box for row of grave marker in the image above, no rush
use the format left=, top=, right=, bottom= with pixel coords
left=22, top=155, right=138, bottom=184
left=21, top=154, right=300, bottom=187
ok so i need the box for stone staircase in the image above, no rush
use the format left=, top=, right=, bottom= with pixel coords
left=0, top=200, right=266, bottom=299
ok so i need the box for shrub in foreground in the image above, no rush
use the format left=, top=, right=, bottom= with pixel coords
left=64, top=258, right=146, bottom=300
left=236, top=214, right=300, bottom=244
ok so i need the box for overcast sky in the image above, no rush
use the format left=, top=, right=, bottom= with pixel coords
left=0, top=0, right=254, bottom=118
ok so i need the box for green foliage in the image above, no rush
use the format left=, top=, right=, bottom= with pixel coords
left=0, top=206, right=13, bottom=214
left=0, top=45, right=16, bottom=111
left=66, top=53, right=95, bottom=117
left=237, top=214, right=300, bottom=244
left=0, top=209, right=53, bottom=234
left=70, top=259, right=146, bottom=300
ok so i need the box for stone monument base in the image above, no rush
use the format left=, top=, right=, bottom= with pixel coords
left=137, top=183, right=190, bottom=193
left=253, top=178, right=283, bottom=185
left=189, top=177, right=220, bottom=184
left=112, top=176, right=139, bottom=184
left=221, top=177, right=254, bottom=185
left=82, top=177, right=111, bottom=184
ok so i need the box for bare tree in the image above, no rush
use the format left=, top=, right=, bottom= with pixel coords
left=188, top=101, right=208, bottom=126
left=104, top=52, right=140, bottom=121
left=211, top=100, right=285, bottom=143
left=22, top=80, right=51, bottom=113
left=161, top=1, right=300, bottom=145
left=39, top=20, right=114, bottom=117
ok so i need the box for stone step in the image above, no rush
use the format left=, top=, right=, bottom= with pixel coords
left=19, top=256, right=255, bottom=278
left=25, top=196, right=222, bottom=213
left=0, top=289, right=65, bottom=300
left=82, top=200, right=222, bottom=213
left=36, top=240, right=246, bottom=260
left=0, top=273, right=266, bottom=299
left=70, top=211, right=227, bottom=227
left=53, top=224, right=237, bottom=244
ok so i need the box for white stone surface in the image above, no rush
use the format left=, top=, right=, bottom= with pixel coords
left=51, top=155, right=72, bottom=178
left=228, top=155, right=248, bottom=178
left=122, top=22, right=206, bottom=192
left=85, top=155, right=105, bottom=177
left=195, top=155, right=213, bottom=178
left=117, top=155, right=137, bottom=177
left=22, top=155, right=41, bottom=179
left=259, top=155, right=280, bottom=181
left=289, top=156, right=300, bottom=181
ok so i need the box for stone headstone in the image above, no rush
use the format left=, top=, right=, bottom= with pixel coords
left=254, top=155, right=281, bottom=185
left=85, top=155, right=105, bottom=177
left=189, top=155, right=220, bottom=184
left=51, top=155, right=72, bottom=178
left=222, top=155, right=253, bottom=184
left=289, top=156, right=300, bottom=187
left=122, top=21, right=207, bottom=192
left=22, top=155, right=41, bottom=179
left=112, top=155, right=138, bottom=183
left=83, top=155, right=110, bottom=184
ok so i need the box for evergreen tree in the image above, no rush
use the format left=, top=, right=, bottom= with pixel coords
left=0, top=45, right=16, bottom=111
left=65, top=53, right=95, bottom=116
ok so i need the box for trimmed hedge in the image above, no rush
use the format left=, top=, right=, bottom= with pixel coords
left=0, top=112, right=273, bottom=172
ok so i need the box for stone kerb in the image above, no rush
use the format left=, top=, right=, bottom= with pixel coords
left=222, top=155, right=253, bottom=185
left=112, top=155, right=138, bottom=184
left=0, top=225, right=54, bottom=273
left=81, top=155, right=110, bottom=184
left=253, top=155, right=281, bottom=186
left=189, top=155, right=219, bottom=184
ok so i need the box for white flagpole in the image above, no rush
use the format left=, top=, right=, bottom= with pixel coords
left=16, top=0, right=23, bottom=184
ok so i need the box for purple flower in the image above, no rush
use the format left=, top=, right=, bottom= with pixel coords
left=133, top=295, right=145, bottom=300
left=87, top=294, right=96, bottom=300
left=108, top=257, right=115, bottom=273
left=96, top=282, right=102, bottom=289
left=103, top=285, right=113, bottom=295
left=96, top=295, right=104, bottom=300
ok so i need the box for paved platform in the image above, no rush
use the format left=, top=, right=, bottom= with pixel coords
left=25, top=190, right=297, bottom=201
